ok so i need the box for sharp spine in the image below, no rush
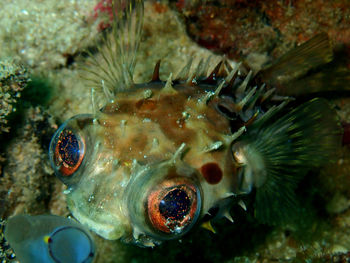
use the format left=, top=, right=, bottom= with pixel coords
left=244, top=111, right=260, bottom=126
left=237, top=86, right=258, bottom=110
left=176, top=58, right=193, bottom=80
left=214, top=80, right=226, bottom=98
left=151, top=60, right=161, bottom=81
left=162, top=73, right=177, bottom=94
left=201, top=221, right=216, bottom=234
left=238, top=200, right=247, bottom=211
left=236, top=70, right=253, bottom=94
left=198, top=90, right=215, bottom=105
left=247, top=85, right=264, bottom=110
left=223, top=211, right=234, bottom=223
left=225, top=62, right=241, bottom=86
left=203, top=141, right=223, bottom=152
left=260, top=86, right=275, bottom=103
left=206, top=61, right=223, bottom=82
left=172, top=143, right=187, bottom=162
left=224, top=126, right=246, bottom=145
left=222, top=192, right=236, bottom=198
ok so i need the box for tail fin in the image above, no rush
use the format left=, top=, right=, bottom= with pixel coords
left=232, top=98, right=341, bottom=224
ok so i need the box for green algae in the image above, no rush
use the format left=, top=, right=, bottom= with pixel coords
left=21, top=75, right=53, bottom=107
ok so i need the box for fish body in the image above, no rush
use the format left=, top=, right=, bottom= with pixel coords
left=50, top=69, right=253, bottom=245
left=49, top=0, right=342, bottom=247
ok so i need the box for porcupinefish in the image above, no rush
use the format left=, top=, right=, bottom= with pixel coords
left=49, top=0, right=342, bottom=247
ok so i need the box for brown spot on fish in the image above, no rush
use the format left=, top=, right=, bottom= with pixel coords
left=135, top=99, right=157, bottom=111
left=200, top=162, right=223, bottom=184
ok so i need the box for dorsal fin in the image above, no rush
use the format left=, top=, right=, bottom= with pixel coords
left=80, top=0, right=144, bottom=104
left=151, top=60, right=161, bottom=81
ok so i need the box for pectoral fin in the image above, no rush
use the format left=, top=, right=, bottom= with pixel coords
left=232, top=98, right=342, bottom=224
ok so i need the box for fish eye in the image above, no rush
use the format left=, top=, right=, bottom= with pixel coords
left=49, top=114, right=93, bottom=186
left=126, top=161, right=202, bottom=243
left=146, top=178, right=201, bottom=235
left=53, top=128, right=85, bottom=177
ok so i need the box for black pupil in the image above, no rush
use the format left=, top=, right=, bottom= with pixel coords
left=159, top=188, right=191, bottom=220
left=58, top=130, right=80, bottom=167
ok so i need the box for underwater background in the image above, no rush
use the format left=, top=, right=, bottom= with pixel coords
left=1, top=0, right=350, bottom=262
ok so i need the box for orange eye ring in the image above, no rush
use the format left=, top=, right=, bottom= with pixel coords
left=146, top=179, right=201, bottom=235
left=54, top=129, right=85, bottom=177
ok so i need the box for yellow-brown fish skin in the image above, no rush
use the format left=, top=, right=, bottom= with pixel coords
left=63, top=80, right=240, bottom=245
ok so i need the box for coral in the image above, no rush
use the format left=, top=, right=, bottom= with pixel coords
left=93, top=0, right=114, bottom=31
left=0, top=59, right=29, bottom=134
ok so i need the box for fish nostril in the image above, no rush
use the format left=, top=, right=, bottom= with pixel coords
left=215, top=96, right=238, bottom=120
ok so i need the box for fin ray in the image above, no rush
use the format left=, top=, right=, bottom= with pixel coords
left=81, top=0, right=144, bottom=101
left=233, top=98, right=341, bottom=224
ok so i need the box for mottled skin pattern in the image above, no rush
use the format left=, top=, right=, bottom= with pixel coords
left=57, top=80, right=242, bottom=246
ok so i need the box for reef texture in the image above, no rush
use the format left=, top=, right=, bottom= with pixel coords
left=0, top=59, right=29, bottom=134
left=174, top=0, right=350, bottom=61
left=0, top=0, right=98, bottom=70
left=1, top=0, right=350, bottom=263
left=0, top=107, right=60, bottom=219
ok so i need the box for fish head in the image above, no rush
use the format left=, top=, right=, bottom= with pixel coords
left=49, top=84, right=239, bottom=246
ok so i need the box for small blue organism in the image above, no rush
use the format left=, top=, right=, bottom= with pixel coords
left=4, top=214, right=95, bottom=263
